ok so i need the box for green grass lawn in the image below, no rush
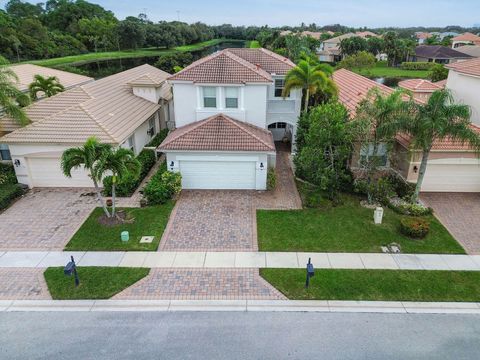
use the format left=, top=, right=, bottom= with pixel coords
left=248, top=40, right=261, bottom=48
left=352, top=61, right=430, bottom=79
left=25, top=39, right=243, bottom=68
left=257, top=191, right=464, bottom=254
left=65, top=202, right=174, bottom=251
left=261, top=269, right=480, bottom=301
left=44, top=267, right=149, bottom=299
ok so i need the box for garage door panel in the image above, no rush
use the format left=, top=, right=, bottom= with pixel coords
left=422, top=163, right=480, bottom=192
left=179, top=160, right=256, bottom=190
left=28, top=158, right=92, bottom=187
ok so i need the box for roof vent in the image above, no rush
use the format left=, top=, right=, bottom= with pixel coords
left=255, top=63, right=261, bottom=70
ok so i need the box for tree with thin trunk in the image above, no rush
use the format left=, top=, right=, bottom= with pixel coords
left=28, top=74, right=65, bottom=100
left=93, top=147, right=140, bottom=218
left=61, top=137, right=112, bottom=217
left=282, top=60, right=337, bottom=113
left=0, top=56, right=30, bottom=127
left=386, top=89, right=480, bottom=203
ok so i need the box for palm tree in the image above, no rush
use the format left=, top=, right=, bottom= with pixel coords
left=389, top=89, right=480, bottom=202
left=29, top=74, right=65, bottom=100
left=93, top=148, right=140, bottom=217
left=283, top=60, right=337, bottom=112
left=61, top=137, right=112, bottom=217
left=0, top=56, right=30, bottom=126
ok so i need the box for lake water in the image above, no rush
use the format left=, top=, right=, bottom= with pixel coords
left=372, top=77, right=405, bottom=88
left=72, top=41, right=246, bottom=78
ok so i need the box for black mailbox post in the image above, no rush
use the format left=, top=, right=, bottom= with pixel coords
left=305, top=257, right=314, bottom=288
left=64, top=256, right=79, bottom=287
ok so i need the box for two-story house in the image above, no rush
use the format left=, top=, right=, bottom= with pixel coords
left=159, top=48, right=302, bottom=190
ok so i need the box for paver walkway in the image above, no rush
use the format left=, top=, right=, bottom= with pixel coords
left=0, top=268, right=51, bottom=300
left=113, top=269, right=285, bottom=300
left=160, top=144, right=301, bottom=251
left=422, top=193, right=480, bottom=254
left=0, top=188, right=97, bottom=251
left=2, top=251, right=480, bottom=271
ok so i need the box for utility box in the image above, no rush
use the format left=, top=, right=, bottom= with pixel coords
left=374, top=207, right=384, bottom=224
left=121, top=231, right=129, bottom=242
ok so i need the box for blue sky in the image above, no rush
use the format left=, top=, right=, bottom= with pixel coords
left=5, top=0, right=480, bottom=27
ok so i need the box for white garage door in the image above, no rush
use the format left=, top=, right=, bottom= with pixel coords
left=28, top=157, right=92, bottom=188
left=179, top=160, right=256, bottom=189
left=422, top=163, right=480, bottom=192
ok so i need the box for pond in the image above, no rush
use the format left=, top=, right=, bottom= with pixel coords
left=72, top=40, right=247, bottom=79
left=372, top=77, right=406, bottom=88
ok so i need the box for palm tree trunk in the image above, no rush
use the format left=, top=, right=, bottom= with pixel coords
left=412, top=148, right=431, bottom=203
left=303, top=88, right=310, bottom=113
left=112, top=175, right=116, bottom=217
left=92, top=177, right=111, bottom=217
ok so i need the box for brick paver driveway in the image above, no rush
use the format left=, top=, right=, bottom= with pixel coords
left=422, top=192, right=480, bottom=254
left=160, top=144, right=301, bottom=251
left=0, top=268, right=51, bottom=300
left=0, top=188, right=97, bottom=250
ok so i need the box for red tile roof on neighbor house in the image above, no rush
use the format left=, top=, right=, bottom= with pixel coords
left=446, top=57, right=480, bottom=77
left=398, top=79, right=443, bottom=92
left=433, top=79, right=447, bottom=88
left=452, top=32, right=480, bottom=43
left=158, top=114, right=275, bottom=152
left=332, top=69, right=480, bottom=152
left=168, top=48, right=295, bottom=84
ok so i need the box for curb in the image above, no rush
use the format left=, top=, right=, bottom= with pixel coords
left=1, top=300, right=480, bottom=314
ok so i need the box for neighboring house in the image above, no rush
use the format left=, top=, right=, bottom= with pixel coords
left=415, top=32, right=432, bottom=45
left=333, top=68, right=480, bottom=192
left=445, top=57, right=480, bottom=126
left=454, top=45, right=480, bottom=58
left=409, top=45, right=473, bottom=64
left=0, top=65, right=172, bottom=188
left=452, top=32, right=480, bottom=48
left=159, top=48, right=302, bottom=190
left=0, top=65, right=93, bottom=162
left=355, top=31, right=380, bottom=38
left=398, top=79, right=444, bottom=102
left=317, top=32, right=382, bottom=62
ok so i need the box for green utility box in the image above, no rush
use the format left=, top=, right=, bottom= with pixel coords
left=121, top=231, right=129, bottom=242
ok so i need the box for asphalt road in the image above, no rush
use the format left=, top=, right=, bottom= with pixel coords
left=1, top=311, right=479, bottom=359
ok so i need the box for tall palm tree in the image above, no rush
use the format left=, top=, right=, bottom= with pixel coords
left=61, top=137, right=112, bottom=217
left=28, top=74, right=65, bottom=100
left=389, top=89, right=480, bottom=202
left=0, top=56, right=30, bottom=126
left=93, top=148, right=140, bottom=217
left=283, top=60, right=337, bottom=112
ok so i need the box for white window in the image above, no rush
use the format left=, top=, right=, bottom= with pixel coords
left=0, top=144, right=11, bottom=161
left=274, top=79, right=288, bottom=98
left=268, top=122, right=287, bottom=129
left=127, top=135, right=135, bottom=153
left=148, top=117, right=156, bottom=137
left=203, top=87, right=217, bottom=108
left=360, top=143, right=388, bottom=167
left=224, top=87, right=239, bottom=108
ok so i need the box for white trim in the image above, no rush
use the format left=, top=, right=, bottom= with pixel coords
left=427, top=157, right=480, bottom=165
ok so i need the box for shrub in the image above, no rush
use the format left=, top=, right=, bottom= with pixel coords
left=0, top=184, right=24, bottom=210
left=337, top=51, right=376, bottom=70
left=429, top=63, right=449, bottom=82
left=396, top=203, right=433, bottom=216
left=387, top=173, right=415, bottom=199
left=103, top=149, right=156, bottom=197
left=0, top=163, right=17, bottom=185
left=400, top=62, right=435, bottom=70
left=400, top=217, right=430, bottom=238
left=354, top=177, right=395, bottom=205
left=143, top=167, right=182, bottom=205
left=267, top=168, right=276, bottom=191
left=146, top=129, right=169, bottom=148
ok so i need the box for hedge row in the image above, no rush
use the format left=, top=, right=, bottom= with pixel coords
left=102, top=149, right=156, bottom=197
left=0, top=184, right=24, bottom=211
left=146, top=129, right=169, bottom=148
left=0, top=163, right=18, bottom=185
left=400, top=62, right=436, bottom=70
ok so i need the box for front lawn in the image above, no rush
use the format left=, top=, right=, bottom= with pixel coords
left=257, top=193, right=464, bottom=254
left=261, top=269, right=480, bottom=302
left=44, top=267, right=149, bottom=300
left=65, top=202, right=174, bottom=251
left=352, top=61, right=430, bottom=79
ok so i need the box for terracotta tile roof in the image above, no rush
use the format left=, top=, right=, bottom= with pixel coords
left=452, top=32, right=480, bottom=42
left=415, top=45, right=473, bottom=60
left=158, top=114, right=275, bottom=152
left=8, top=64, right=93, bottom=93
left=1, top=64, right=171, bottom=144
left=356, top=31, right=379, bottom=38
left=416, top=32, right=433, bottom=40
left=227, top=48, right=296, bottom=75
left=323, top=33, right=357, bottom=44
left=398, top=79, right=443, bottom=92
left=433, top=79, right=447, bottom=88
left=446, top=57, right=480, bottom=77
left=454, top=45, right=480, bottom=57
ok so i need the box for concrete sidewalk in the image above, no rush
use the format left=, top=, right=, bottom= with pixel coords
left=1, top=299, right=480, bottom=314
left=1, top=251, right=480, bottom=270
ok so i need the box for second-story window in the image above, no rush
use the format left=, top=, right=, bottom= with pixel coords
left=225, top=87, right=239, bottom=108
left=274, top=79, right=288, bottom=98
left=203, top=87, right=217, bottom=108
